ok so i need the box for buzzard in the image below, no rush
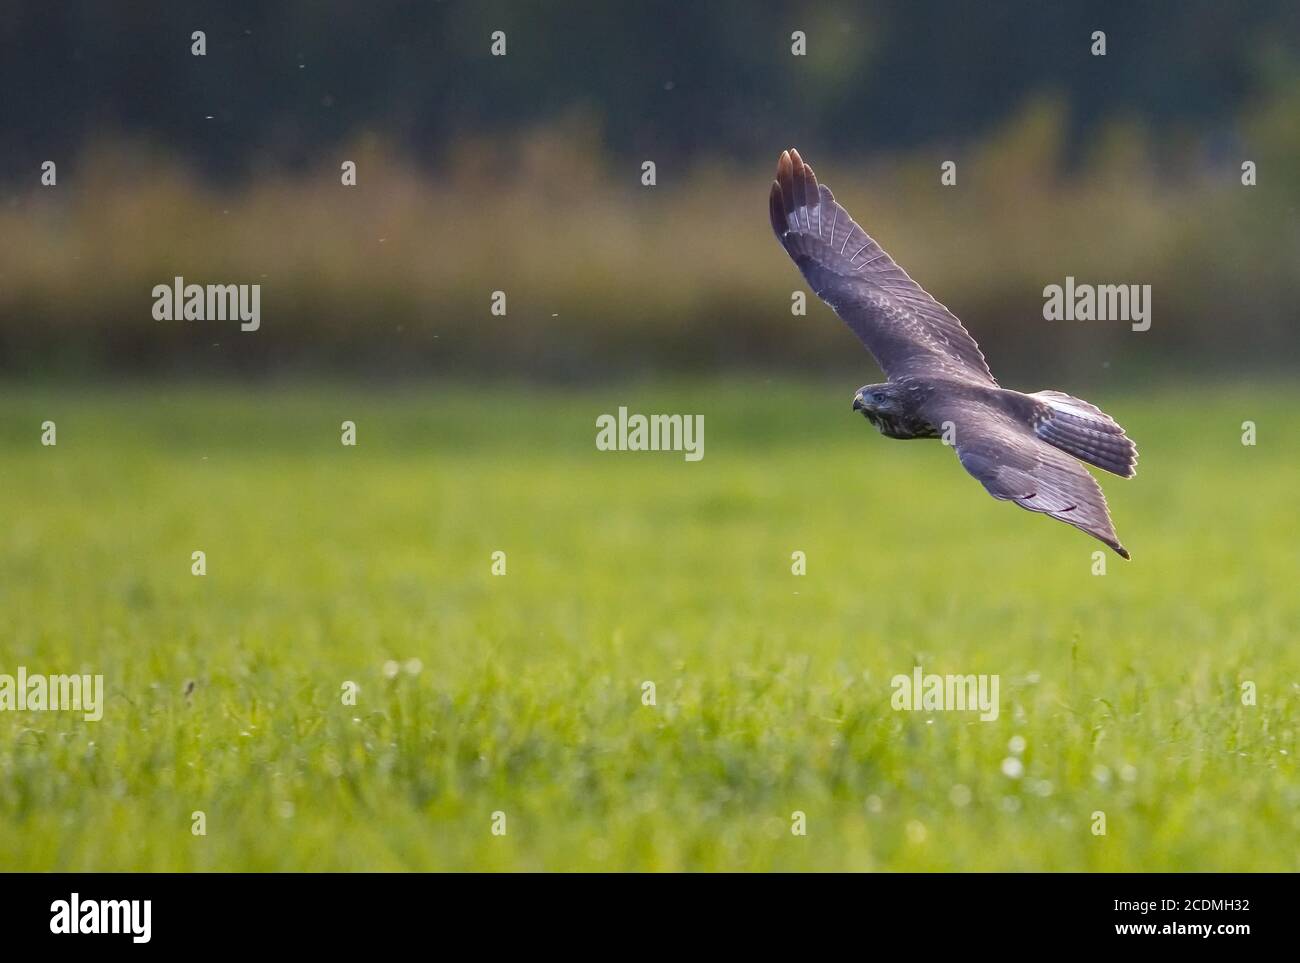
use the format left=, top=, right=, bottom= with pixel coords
left=770, top=149, right=1137, bottom=558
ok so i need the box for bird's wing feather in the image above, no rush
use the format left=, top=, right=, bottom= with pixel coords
left=936, top=400, right=1129, bottom=558
left=770, top=148, right=996, bottom=385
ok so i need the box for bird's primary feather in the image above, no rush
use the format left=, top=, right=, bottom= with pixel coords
left=770, top=149, right=997, bottom=386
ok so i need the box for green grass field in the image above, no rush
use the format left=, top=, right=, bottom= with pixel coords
left=1, top=379, right=1296, bottom=871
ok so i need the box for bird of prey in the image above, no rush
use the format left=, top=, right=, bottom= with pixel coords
left=769, top=149, right=1137, bottom=558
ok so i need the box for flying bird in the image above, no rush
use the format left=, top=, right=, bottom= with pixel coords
left=769, top=148, right=1137, bottom=557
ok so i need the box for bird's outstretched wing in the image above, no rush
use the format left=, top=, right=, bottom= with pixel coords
left=937, top=399, right=1129, bottom=558
left=770, top=148, right=996, bottom=386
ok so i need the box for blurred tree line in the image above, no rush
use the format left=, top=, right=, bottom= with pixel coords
left=2, top=0, right=1295, bottom=181
left=0, top=1, right=1296, bottom=380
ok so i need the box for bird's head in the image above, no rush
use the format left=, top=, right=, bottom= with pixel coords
left=852, top=383, right=900, bottom=420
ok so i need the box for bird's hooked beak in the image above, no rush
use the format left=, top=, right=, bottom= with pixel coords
left=852, top=392, right=867, bottom=413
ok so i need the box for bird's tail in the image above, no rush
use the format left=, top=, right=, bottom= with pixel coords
left=1029, top=390, right=1138, bottom=478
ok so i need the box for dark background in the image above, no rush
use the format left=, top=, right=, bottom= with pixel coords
left=1, top=0, right=1297, bottom=381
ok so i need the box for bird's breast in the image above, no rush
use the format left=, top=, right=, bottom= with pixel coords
left=869, top=411, right=940, bottom=440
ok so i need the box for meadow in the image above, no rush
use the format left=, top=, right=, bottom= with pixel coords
left=0, top=379, right=1296, bottom=871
